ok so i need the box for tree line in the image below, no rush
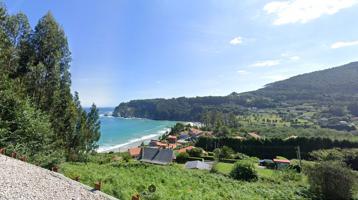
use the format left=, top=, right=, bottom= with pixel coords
left=0, top=4, right=100, bottom=167
left=195, top=137, right=358, bottom=159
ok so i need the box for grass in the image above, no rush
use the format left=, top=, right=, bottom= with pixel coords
left=60, top=161, right=310, bottom=200
left=215, top=162, right=233, bottom=175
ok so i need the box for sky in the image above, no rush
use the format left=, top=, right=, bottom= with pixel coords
left=3, top=0, right=358, bottom=107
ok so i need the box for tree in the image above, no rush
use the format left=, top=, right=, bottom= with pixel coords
left=0, top=5, right=101, bottom=163
left=176, top=152, right=189, bottom=163
left=327, top=106, right=346, bottom=117
left=170, top=123, right=185, bottom=134
left=187, top=147, right=203, bottom=157
left=86, top=104, right=101, bottom=152
left=230, top=160, right=258, bottom=181
left=214, top=146, right=234, bottom=160
left=348, top=102, right=358, bottom=116
left=306, top=161, right=355, bottom=200
left=0, top=77, right=64, bottom=168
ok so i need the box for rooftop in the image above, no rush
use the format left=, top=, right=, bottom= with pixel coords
left=128, top=147, right=142, bottom=157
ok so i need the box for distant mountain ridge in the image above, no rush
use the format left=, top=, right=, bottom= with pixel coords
left=113, top=62, right=358, bottom=121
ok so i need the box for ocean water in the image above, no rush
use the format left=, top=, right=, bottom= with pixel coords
left=93, top=108, right=176, bottom=152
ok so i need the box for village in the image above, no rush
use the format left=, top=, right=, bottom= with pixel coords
left=126, top=124, right=291, bottom=171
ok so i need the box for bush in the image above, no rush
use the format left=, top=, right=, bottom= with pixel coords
left=214, top=146, right=234, bottom=160
left=230, top=160, right=258, bottom=181
left=306, top=161, right=355, bottom=200
left=309, top=148, right=358, bottom=170
left=233, top=152, right=249, bottom=160
left=210, top=162, right=219, bottom=173
left=187, top=147, right=203, bottom=157
left=176, top=152, right=189, bottom=163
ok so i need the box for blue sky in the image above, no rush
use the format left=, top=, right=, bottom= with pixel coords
left=4, top=0, right=358, bottom=107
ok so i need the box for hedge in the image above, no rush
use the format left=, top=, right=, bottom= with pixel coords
left=196, top=137, right=358, bottom=159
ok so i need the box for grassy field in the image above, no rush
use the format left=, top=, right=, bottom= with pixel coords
left=60, top=161, right=310, bottom=200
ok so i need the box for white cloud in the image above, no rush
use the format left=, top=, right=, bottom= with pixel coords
left=237, top=70, right=249, bottom=75
left=331, top=40, right=358, bottom=49
left=289, top=56, right=300, bottom=61
left=229, top=36, right=243, bottom=45
left=264, top=0, right=358, bottom=25
left=251, top=60, right=280, bottom=67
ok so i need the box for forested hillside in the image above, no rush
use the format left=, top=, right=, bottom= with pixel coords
left=114, top=62, right=358, bottom=129
left=0, top=5, right=100, bottom=167
left=254, top=62, right=358, bottom=102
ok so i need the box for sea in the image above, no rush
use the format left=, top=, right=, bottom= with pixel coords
left=92, top=107, right=176, bottom=152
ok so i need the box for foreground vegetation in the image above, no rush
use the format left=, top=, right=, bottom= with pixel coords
left=61, top=159, right=310, bottom=200
left=0, top=4, right=100, bottom=167
left=61, top=152, right=358, bottom=200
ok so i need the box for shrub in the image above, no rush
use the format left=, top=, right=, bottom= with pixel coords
left=306, top=161, right=355, bottom=200
left=273, top=169, right=302, bottom=182
left=210, top=162, right=219, bottom=173
left=176, top=152, right=189, bottom=163
left=233, top=152, right=249, bottom=160
left=214, top=146, right=234, bottom=160
left=187, top=147, right=203, bottom=157
left=230, top=160, right=258, bottom=181
left=309, top=148, right=358, bottom=170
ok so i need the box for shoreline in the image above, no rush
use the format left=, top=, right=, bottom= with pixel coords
left=96, top=114, right=202, bottom=153
left=97, top=128, right=170, bottom=153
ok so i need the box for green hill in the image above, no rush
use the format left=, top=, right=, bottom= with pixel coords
left=113, top=62, right=358, bottom=123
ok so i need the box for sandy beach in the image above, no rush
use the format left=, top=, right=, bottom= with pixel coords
left=98, top=132, right=163, bottom=153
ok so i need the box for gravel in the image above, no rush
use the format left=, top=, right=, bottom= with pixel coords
left=0, top=155, right=114, bottom=200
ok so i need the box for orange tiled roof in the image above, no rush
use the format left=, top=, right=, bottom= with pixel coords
left=128, top=147, right=141, bottom=157
left=189, top=128, right=203, bottom=136
left=273, top=159, right=290, bottom=164
left=168, top=135, right=177, bottom=139
left=177, top=146, right=194, bottom=153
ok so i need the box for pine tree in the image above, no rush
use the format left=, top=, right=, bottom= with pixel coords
left=86, top=104, right=101, bottom=152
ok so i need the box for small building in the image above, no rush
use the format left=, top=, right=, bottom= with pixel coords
left=167, top=135, right=177, bottom=143
left=139, top=147, right=175, bottom=165
left=149, top=140, right=168, bottom=148
left=185, top=161, right=211, bottom=170
left=168, top=143, right=177, bottom=149
left=189, top=128, right=203, bottom=137
left=128, top=147, right=141, bottom=158
left=273, top=159, right=290, bottom=169
left=259, top=159, right=275, bottom=169
left=177, top=139, right=189, bottom=144
left=178, top=134, right=189, bottom=140
left=177, top=146, right=194, bottom=154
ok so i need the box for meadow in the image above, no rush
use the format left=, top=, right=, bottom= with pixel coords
left=60, top=159, right=310, bottom=200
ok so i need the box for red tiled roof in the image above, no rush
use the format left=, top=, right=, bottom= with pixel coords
left=273, top=159, right=290, bottom=164
left=189, top=128, right=203, bottom=136
left=177, top=146, right=194, bottom=153
left=168, top=143, right=177, bottom=149
left=168, top=135, right=177, bottom=139
left=128, top=147, right=141, bottom=157
left=156, top=141, right=168, bottom=147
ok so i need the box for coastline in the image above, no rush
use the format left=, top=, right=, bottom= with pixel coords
left=97, top=128, right=170, bottom=153
left=96, top=113, right=202, bottom=153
